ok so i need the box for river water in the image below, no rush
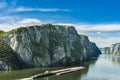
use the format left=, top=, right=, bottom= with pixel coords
left=0, top=54, right=120, bottom=80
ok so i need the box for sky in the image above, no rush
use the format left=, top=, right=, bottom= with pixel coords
left=0, top=0, right=120, bottom=47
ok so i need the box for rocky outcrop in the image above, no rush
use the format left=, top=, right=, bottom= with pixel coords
left=100, top=43, right=120, bottom=55
left=0, top=24, right=101, bottom=70
left=100, top=47, right=110, bottom=54
left=0, top=39, right=29, bottom=70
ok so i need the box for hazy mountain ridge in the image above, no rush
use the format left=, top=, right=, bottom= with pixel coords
left=100, top=43, right=120, bottom=55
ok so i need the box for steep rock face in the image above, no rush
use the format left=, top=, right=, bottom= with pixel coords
left=101, top=43, right=120, bottom=55
left=0, top=40, right=28, bottom=70
left=100, top=47, right=110, bottom=54
left=1, top=24, right=101, bottom=70
left=110, top=43, right=120, bottom=55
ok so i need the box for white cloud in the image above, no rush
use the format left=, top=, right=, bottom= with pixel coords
left=0, top=24, right=19, bottom=31
left=18, top=19, right=41, bottom=24
left=97, top=31, right=101, bottom=34
left=74, top=24, right=120, bottom=31
left=89, top=37, right=120, bottom=47
left=56, top=23, right=120, bottom=47
left=0, top=18, right=52, bottom=31
left=0, top=20, right=120, bottom=47
left=12, top=7, right=71, bottom=12
left=56, top=23, right=120, bottom=32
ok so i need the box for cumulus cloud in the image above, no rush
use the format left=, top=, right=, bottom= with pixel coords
left=0, top=24, right=17, bottom=31
left=89, top=37, right=120, bottom=47
left=0, top=20, right=120, bottom=47
left=96, top=31, right=101, bottom=34
left=56, top=23, right=120, bottom=31
left=0, top=17, right=51, bottom=31
left=18, top=18, right=41, bottom=24
left=11, top=7, right=71, bottom=12
left=74, top=24, right=120, bottom=31
left=55, top=23, right=120, bottom=47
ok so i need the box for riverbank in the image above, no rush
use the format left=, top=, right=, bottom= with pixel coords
left=0, top=67, right=65, bottom=80
left=0, top=57, right=100, bottom=80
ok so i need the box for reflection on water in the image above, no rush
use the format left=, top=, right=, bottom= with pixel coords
left=102, top=54, right=120, bottom=65
left=80, top=54, right=120, bottom=80
left=0, top=54, right=120, bottom=80
left=36, top=54, right=120, bottom=80
left=0, top=67, right=64, bottom=80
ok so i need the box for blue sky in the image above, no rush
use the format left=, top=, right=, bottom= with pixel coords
left=0, top=0, right=120, bottom=47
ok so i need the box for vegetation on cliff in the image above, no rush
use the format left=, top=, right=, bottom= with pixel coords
left=0, top=24, right=101, bottom=70
left=0, top=31, right=8, bottom=38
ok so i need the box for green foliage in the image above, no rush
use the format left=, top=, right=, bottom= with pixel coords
left=0, top=31, right=8, bottom=38
left=0, top=30, right=4, bottom=33
left=49, top=32, right=65, bottom=46
left=79, top=35, right=87, bottom=40
left=31, top=37, right=48, bottom=58
left=71, top=40, right=83, bottom=58
left=0, top=40, right=29, bottom=70
left=49, top=32, right=67, bottom=56
left=0, top=40, right=14, bottom=62
left=41, top=24, right=72, bottom=28
left=41, top=24, right=53, bottom=27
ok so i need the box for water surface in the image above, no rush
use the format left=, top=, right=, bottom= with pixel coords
left=36, top=54, right=120, bottom=80
left=0, top=54, right=120, bottom=80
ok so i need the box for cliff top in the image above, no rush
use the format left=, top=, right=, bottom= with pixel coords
left=79, top=34, right=88, bottom=40
left=0, top=31, right=8, bottom=38
left=0, top=30, right=4, bottom=33
left=0, top=24, right=90, bottom=40
left=10, top=24, right=74, bottom=31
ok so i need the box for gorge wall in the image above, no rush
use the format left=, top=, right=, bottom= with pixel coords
left=0, top=24, right=101, bottom=70
left=101, top=43, right=120, bottom=55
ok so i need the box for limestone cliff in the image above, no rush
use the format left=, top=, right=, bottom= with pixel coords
left=100, top=47, right=110, bottom=54
left=0, top=24, right=101, bottom=70
left=101, top=43, right=120, bottom=55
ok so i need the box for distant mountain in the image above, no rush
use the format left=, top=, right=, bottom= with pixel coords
left=0, top=24, right=101, bottom=70
left=100, top=43, right=120, bottom=55
left=100, top=47, right=110, bottom=54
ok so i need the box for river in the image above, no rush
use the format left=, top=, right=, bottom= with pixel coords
left=0, top=54, right=120, bottom=80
